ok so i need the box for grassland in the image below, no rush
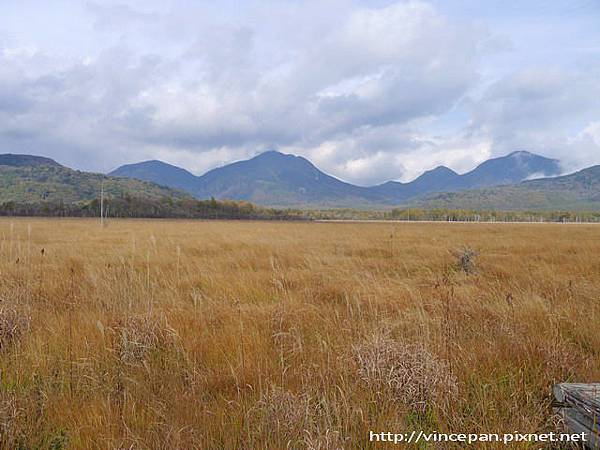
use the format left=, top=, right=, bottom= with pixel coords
left=0, top=218, right=598, bottom=449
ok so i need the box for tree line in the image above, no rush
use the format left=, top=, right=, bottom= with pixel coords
left=1, top=197, right=599, bottom=223
left=306, top=208, right=600, bottom=223
left=0, top=196, right=305, bottom=220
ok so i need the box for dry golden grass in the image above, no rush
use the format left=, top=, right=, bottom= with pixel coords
left=0, top=218, right=598, bottom=449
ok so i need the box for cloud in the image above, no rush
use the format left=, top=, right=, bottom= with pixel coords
left=0, top=0, right=598, bottom=183
left=467, top=66, right=600, bottom=171
left=296, top=122, right=493, bottom=185
left=119, top=0, right=486, bottom=180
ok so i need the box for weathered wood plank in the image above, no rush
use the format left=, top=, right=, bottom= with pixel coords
left=554, top=383, right=600, bottom=449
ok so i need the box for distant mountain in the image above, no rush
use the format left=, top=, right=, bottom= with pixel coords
left=0, top=153, right=62, bottom=168
left=110, top=160, right=199, bottom=192
left=3, top=150, right=599, bottom=211
left=194, top=151, right=376, bottom=207
left=373, top=166, right=461, bottom=200
left=112, top=150, right=380, bottom=207
left=0, top=156, right=190, bottom=203
left=338, top=150, right=561, bottom=204
left=410, top=166, right=462, bottom=192
left=415, top=165, right=600, bottom=211
left=445, top=151, right=562, bottom=191
left=110, top=150, right=563, bottom=207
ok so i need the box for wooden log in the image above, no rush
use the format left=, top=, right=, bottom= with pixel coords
left=554, top=383, right=600, bottom=449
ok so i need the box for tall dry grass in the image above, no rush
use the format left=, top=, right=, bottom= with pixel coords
left=0, top=218, right=598, bottom=449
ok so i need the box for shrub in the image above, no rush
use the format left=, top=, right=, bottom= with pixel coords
left=455, top=247, right=478, bottom=275
left=110, top=314, right=176, bottom=366
left=252, top=387, right=347, bottom=449
left=353, top=333, right=457, bottom=414
left=0, top=304, right=31, bottom=351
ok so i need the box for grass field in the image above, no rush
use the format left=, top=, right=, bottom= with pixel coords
left=0, top=218, right=598, bottom=449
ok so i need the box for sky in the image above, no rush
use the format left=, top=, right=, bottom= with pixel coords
left=1, top=0, right=599, bottom=185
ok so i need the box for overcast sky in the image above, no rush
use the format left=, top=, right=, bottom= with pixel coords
left=1, top=0, right=599, bottom=184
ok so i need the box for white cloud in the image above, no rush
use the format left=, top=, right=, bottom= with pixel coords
left=0, top=0, right=598, bottom=184
left=466, top=66, right=600, bottom=171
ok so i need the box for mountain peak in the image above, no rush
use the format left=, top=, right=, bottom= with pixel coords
left=425, top=165, right=458, bottom=176
left=252, top=150, right=290, bottom=160
left=400, top=164, right=460, bottom=196
left=251, top=150, right=305, bottom=163
left=106, top=148, right=567, bottom=208
left=246, top=150, right=317, bottom=170
left=508, top=150, right=533, bottom=157
left=500, top=150, right=560, bottom=164
left=451, top=150, right=562, bottom=190
left=0, top=153, right=61, bottom=168
left=121, top=159, right=184, bottom=169
left=109, top=158, right=198, bottom=192
left=257, top=149, right=284, bottom=157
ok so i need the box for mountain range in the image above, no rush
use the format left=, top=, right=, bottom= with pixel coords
left=0, top=154, right=189, bottom=203
left=109, top=150, right=562, bottom=207
left=417, top=165, right=600, bottom=211
left=1, top=150, right=599, bottom=211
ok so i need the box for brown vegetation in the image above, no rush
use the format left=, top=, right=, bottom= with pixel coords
left=0, top=218, right=598, bottom=448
